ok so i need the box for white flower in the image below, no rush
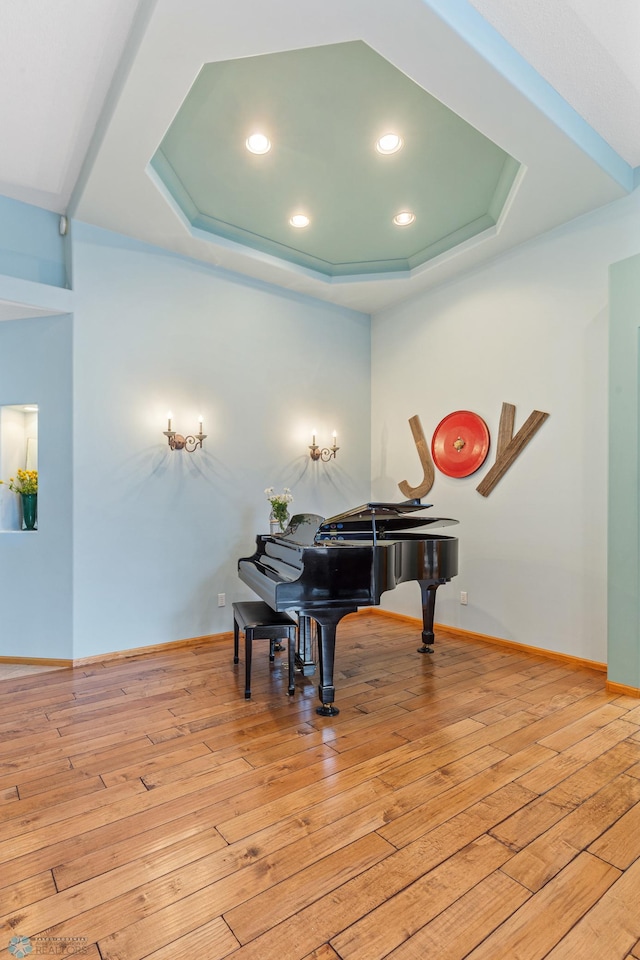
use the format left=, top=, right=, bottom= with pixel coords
left=265, top=487, right=293, bottom=506
left=265, top=486, right=293, bottom=531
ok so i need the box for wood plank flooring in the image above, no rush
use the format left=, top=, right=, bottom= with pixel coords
left=0, top=663, right=64, bottom=681
left=1, top=612, right=640, bottom=959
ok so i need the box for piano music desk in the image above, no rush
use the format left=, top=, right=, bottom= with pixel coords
left=232, top=601, right=297, bottom=699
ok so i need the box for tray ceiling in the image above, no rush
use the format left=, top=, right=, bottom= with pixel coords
left=151, top=40, right=520, bottom=278
left=0, top=0, right=638, bottom=316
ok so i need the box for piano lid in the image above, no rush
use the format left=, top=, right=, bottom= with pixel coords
left=317, top=499, right=458, bottom=539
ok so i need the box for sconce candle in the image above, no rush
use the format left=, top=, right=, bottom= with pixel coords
left=309, top=430, right=340, bottom=462
left=163, top=412, right=207, bottom=453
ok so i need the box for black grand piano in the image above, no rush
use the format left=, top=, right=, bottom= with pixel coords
left=238, top=500, right=458, bottom=716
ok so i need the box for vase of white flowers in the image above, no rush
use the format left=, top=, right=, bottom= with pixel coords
left=265, top=487, right=293, bottom=533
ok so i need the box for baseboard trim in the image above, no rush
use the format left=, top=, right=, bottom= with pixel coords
left=9, top=612, right=625, bottom=693
left=0, top=656, right=73, bottom=667
left=605, top=680, right=640, bottom=698
left=362, top=607, right=608, bottom=674
left=362, top=607, right=423, bottom=627
left=72, top=633, right=221, bottom=667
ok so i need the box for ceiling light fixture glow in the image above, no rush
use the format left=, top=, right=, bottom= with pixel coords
left=289, top=214, right=310, bottom=228
left=245, top=133, right=271, bottom=155
left=376, top=133, right=403, bottom=155
left=393, top=211, right=416, bottom=226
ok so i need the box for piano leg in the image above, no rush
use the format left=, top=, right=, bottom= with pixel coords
left=417, top=581, right=441, bottom=654
left=296, top=615, right=317, bottom=676
left=311, top=607, right=357, bottom=716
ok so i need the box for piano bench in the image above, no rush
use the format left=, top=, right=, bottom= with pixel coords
left=232, top=601, right=298, bottom=700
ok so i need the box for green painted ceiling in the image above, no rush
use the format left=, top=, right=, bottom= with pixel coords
left=150, top=40, right=520, bottom=279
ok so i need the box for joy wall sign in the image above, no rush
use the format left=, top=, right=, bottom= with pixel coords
left=398, top=402, right=549, bottom=499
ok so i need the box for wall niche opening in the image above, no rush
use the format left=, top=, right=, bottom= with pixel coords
left=0, top=404, right=38, bottom=531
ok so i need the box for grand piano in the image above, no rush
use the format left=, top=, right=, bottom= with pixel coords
left=238, top=500, right=458, bottom=716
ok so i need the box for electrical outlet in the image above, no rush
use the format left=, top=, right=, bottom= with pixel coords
left=460, top=591, right=468, bottom=605
left=218, top=593, right=225, bottom=607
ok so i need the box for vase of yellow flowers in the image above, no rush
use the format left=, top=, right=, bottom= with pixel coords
left=1, top=469, right=38, bottom=530
left=265, top=486, right=293, bottom=534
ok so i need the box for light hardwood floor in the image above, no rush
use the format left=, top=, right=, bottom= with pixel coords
left=0, top=664, right=64, bottom=681
left=1, top=612, right=640, bottom=959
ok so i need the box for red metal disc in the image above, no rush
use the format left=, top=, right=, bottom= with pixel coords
left=431, top=410, right=490, bottom=478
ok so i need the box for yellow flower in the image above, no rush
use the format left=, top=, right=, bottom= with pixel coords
left=2, top=469, right=37, bottom=495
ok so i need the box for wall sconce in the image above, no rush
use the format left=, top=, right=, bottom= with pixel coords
left=309, top=429, right=339, bottom=461
left=163, top=412, right=207, bottom=452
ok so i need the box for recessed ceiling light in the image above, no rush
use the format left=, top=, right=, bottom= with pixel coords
left=289, top=214, right=310, bottom=228
left=245, top=133, right=271, bottom=155
left=393, top=211, right=416, bottom=226
left=376, top=133, right=403, bottom=155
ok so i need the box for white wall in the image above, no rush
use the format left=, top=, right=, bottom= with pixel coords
left=371, top=187, right=640, bottom=664
left=0, top=315, right=73, bottom=659
left=6, top=187, right=640, bottom=666
left=71, top=223, right=371, bottom=659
